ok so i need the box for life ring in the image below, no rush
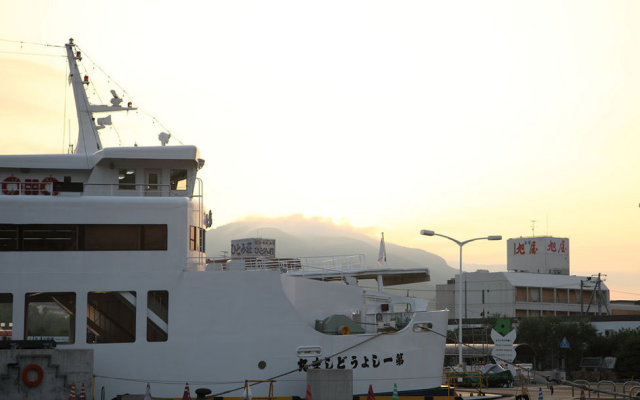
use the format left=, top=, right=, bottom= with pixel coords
left=40, top=177, right=59, bottom=196
left=22, top=363, right=44, bottom=387
left=2, top=176, right=20, bottom=195
left=339, top=325, right=351, bottom=335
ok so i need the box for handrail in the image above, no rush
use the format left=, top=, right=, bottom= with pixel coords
left=596, top=381, right=616, bottom=399
left=1, top=181, right=202, bottom=197
left=623, top=381, right=640, bottom=394
left=572, top=380, right=591, bottom=398
left=241, top=254, right=367, bottom=273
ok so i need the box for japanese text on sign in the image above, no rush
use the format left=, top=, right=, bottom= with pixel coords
left=297, top=353, right=404, bottom=371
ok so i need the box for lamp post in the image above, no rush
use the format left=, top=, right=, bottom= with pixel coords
left=420, top=229, right=502, bottom=370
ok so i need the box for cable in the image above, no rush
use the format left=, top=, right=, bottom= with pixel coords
left=0, top=50, right=65, bottom=58
left=76, top=45, right=184, bottom=146
left=0, top=38, right=64, bottom=48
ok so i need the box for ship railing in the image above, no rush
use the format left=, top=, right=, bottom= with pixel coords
left=363, top=311, right=413, bottom=332
left=296, top=254, right=366, bottom=273
left=82, top=183, right=180, bottom=197
left=244, top=254, right=366, bottom=274
left=6, top=181, right=197, bottom=197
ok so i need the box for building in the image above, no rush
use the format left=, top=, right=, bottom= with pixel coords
left=435, top=236, right=611, bottom=319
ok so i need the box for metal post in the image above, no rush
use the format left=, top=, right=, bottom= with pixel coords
left=419, top=230, right=502, bottom=371
left=458, top=244, right=463, bottom=369
left=580, top=280, right=583, bottom=316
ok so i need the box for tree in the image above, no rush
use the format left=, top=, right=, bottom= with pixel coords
left=515, top=316, right=597, bottom=372
left=614, top=334, right=640, bottom=379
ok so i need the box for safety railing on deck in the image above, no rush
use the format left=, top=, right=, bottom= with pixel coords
left=1, top=181, right=194, bottom=197
left=243, top=254, right=366, bottom=274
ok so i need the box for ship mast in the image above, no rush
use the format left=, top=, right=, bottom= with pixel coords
left=64, top=38, right=136, bottom=154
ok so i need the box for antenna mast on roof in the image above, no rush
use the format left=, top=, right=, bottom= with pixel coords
left=530, top=220, right=536, bottom=237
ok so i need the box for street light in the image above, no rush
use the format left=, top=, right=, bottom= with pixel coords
left=419, top=229, right=502, bottom=370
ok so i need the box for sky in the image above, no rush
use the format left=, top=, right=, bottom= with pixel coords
left=1, top=1, right=640, bottom=299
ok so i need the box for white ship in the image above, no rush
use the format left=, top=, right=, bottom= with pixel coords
left=0, top=39, right=448, bottom=399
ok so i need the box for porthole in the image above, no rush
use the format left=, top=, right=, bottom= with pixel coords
left=258, top=360, right=266, bottom=370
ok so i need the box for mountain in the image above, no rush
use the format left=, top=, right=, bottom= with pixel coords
left=205, top=215, right=457, bottom=303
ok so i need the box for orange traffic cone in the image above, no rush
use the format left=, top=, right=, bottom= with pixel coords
left=69, top=382, right=77, bottom=400
left=305, top=383, right=313, bottom=400
left=580, top=390, right=586, bottom=400
left=367, top=384, right=375, bottom=400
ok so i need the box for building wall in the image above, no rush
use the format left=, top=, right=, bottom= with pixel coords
left=507, top=237, right=570, bottom=275
left=435, top=270, right=611, bottom=319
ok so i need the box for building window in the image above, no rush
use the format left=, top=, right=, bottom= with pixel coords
left=170, top=169, right=187, bottom=191
left=25, top=292, right=75, bottom=344
left=0, top=294, right=12, bottom=341
left=515, top=309, right=528, bottom=318
left=147, top=291, right=168, bottom=342
left=528, top=287, right=541, bottom=302
left=87, top=291, right=136, bottom=343
left=515, top=287, right=527, bottom=302
left=556, top=290, right=568, bottom=303
left=542, top=288, right=555, bottom=303
left=118, top=169, right=136, bottom=190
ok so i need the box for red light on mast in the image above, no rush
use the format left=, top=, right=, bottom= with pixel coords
left=83, top=75, right=89, bottom=83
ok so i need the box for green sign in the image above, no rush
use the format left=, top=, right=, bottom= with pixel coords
left=494, top=318, right=512, bottom=336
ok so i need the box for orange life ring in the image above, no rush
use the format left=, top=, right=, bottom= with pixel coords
left=40, top=176, right=59, bottom=196
left=2, top=176, right=20, bottom=195
left=339, top=325, right=351, bottom=335
left=22, top=363, right=44, bottom=387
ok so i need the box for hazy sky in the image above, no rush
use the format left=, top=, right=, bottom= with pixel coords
left=1, top=1, right=640, bottom=299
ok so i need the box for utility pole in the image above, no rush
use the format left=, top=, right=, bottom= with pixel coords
left=585, top=273, right=610, bottom=315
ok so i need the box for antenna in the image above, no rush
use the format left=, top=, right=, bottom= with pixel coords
left=530, top=220, right=536, bottom=237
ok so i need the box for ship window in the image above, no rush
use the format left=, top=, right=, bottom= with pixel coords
left=199, top=228, right=206, bottom=252
left=0, top=294, right=12, bottom=341
left=22, top=225, right=79, bottom=251
left=170, top=169, right=187, bottom=190
left=189, top=226, right=197, bottom=251
left=25, top=292, right=76, bottom=344
left=85, top=225, right=141, bottom=250
left=147, top=291, right=168, bottom=342
left=118, top=169, right=136, bottom=190
left=142, top=225, right=168, bottom=250
left=0, top=225, right=18, bottom=251
left=0, top=224, right=167, bottom=251
left=87, top=291, right=136, bottom=343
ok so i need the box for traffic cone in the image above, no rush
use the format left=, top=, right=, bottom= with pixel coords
left=392, top=383, right=399, bottom=400
left=367, top=384, right=375, bottom=400
left=305, top=383, right=313, bottom=400
left=580, top=390, right=586, bottom=400
left=182, top=382, right=191, bottom=400
left=80, top=383, right=87, bottom=400
left=69, top=382, right=77, bottom=400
